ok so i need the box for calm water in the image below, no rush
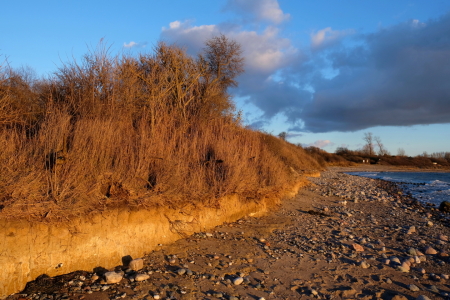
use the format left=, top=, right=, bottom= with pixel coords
left=347, top=171, right=450, bottom=205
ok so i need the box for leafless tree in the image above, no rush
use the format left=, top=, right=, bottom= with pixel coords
left=204, top=34, right=245, bottom=91
left=375, top=136, right=389, bottom=156
left=363, top=132, right=375, bottom=156
left=397, top=148, right=406, bottom=157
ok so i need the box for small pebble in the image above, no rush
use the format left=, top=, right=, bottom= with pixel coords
left=233, top=277, right=244, bottom=285
left=408, top=284, right=420, bottom=292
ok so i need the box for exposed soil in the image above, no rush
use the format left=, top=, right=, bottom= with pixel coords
left=8, top=167, right=450, bottom=300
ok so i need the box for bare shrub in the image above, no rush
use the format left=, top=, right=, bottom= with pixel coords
left=0, top=37, right=321, bottom=221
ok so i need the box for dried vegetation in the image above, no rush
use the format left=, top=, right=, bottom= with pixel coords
left=0, top=37, right=321, bottom=221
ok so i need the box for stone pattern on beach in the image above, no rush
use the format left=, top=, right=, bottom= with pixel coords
left=12, top=169, right=450, bottom=300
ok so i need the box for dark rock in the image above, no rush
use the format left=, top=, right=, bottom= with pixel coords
left=439, top=201, right=450, bottom=212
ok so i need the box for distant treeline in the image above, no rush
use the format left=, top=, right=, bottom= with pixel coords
left=0, top=36, right=321, bottom=220
left=305, top=146, right=450, bottom=168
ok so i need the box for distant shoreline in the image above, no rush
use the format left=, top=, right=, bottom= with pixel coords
left=329, top=164, right=450, bottom=173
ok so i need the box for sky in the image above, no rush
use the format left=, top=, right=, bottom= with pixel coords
left=2, top=0, right=450, bottom=156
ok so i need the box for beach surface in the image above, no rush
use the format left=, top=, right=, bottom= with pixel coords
left=9, top=166, right=450, bottom=300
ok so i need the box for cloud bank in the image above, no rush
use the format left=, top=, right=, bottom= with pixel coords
left=298, top=15, right=450, bottom=132
left=161, top=1, right=450, bottom=133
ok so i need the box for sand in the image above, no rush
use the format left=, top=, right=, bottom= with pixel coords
left=9, top=165, right=450, bottom=300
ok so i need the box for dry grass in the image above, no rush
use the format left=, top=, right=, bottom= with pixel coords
left=0, top=41, right=321, bottom=221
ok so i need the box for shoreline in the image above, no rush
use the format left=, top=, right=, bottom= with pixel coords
left=7, top=170, right=450, bottom=300
left=330, top=164, right=450, bottom=173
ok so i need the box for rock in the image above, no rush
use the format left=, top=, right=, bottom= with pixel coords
left=400, top=261, right=410, bottom=271
left=408, top=284, right=420, bottom=291
left=439, top=200, right=450, bottom=212
left=177, top=268, right=186, bottom=276
left=360, top=261, right=370, bottom=269
left=424, top=246, right=438, bottom=255
left=416, top=296, right=431, bottom=300
left=385, top=278, right=392, bottom=284
left=397, top=266, right=410, bottom=273
left=233, top=277, right=244, bottom=285
left=153, top=294, right=160, bottom=300
left=129, top=258, right=144, bottom=271
left=352, top=243, right=364, bottom=252
left=438, top=251, right=449, bottom=257
left=439, top=234, right=448, bottom=241
left=134, top=274, right=150, bottom=282
left=407, top=226, right=416, bottom=234
left=104, top=272, right=123, bottom=284
left=429, top=285, right=439, bottom=293
left=390, top=256, right=401, bottom=264
left=408, top=248, right=418, bottom=256
left=427, top=221, right=433, bottom=227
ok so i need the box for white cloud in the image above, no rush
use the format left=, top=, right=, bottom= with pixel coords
left=225, top=0, right=289, bottom=24
left=310, top=27, right=354, bottom=50
left=161, top=22, right=298, bottom=75
left=123, top=41, right=138, bottom=48
left=308, top=140, right=335, bottom=148
left=411, top=19, right=426, bottom=28
left=257, top=0, right=290, bottom=23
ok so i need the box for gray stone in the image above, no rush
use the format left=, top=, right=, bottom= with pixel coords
left=390, top=256, right=401, bottom=264
left=104, top=272, right=123, bottom=284
left=233, top=277, right=244, bottom=285
left=129, top=258, right=144, bottom=271
left=134, top=274, right=150, bottom=282
left=408, top=248, right=418, bottom=256
left=397, top=266, right=409, bottom=273
left=416, top=296, right=431, bottom=300
left=360, top=261, right=370, bottom=269
left=408, top=284, right=420, bottom=291
left=429, top=285, right=439, bottom=293
left=177, top=268, right=186, bottom=275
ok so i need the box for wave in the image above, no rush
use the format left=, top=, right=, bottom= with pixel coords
left=346, top=171, right=450, bottom=205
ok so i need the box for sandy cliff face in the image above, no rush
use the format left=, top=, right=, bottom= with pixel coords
left=0, top=179, right=309, bottom=298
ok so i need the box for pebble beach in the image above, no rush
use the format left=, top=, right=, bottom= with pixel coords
left=10, top=167, right=450, bottom=300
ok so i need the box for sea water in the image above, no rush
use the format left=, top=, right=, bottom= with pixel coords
left=347, top=171, right=450, bottom=205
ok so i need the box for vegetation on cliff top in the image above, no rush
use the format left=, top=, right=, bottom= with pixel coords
left=0, top=36, right=321, bottom=221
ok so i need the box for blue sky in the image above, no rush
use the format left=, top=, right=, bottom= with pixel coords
left=2, top=0, right=450, bottom=156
